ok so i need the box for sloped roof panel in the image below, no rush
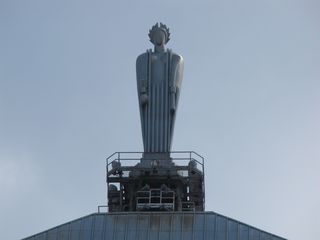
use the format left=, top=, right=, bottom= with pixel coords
left=23, top=212, right=286, bottom=240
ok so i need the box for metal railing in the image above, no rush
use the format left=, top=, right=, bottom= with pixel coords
left=106, top=151, right=205, bottom=175
left=136, top=189, right=175, bottom=211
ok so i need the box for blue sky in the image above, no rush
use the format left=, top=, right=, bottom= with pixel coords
left=0, top=0, right=319, bottom=239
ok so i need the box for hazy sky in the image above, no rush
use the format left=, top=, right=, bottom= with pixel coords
left=1, top=0, right=319, bottom=239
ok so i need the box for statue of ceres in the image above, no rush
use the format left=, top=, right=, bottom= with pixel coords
left=136, top=23, right=184, bottom=153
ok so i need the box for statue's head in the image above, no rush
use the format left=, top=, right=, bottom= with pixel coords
left=149, top=23, right=170, bottom=46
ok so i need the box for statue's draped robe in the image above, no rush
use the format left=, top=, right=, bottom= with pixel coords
left=136, top=49, right=183, bottom=153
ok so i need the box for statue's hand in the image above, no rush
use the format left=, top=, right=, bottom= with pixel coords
left=170, top=93, right=176, bottom=113
left=140, top=94, right=148, bottom=106
left=170, top=86, right=177, bottom=113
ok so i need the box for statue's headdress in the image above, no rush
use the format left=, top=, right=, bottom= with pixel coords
left=148, top=22, right=170, bottom=44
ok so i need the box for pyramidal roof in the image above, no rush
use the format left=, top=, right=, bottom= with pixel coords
left=23, top=211, right=286, bottom=240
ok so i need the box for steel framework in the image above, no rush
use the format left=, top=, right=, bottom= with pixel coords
left=106, top=151, right=205, bottom=212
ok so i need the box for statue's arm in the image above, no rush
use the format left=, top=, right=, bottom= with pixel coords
left=136, top=53, right=149, bottom=106
left=170, top=53, right=184, bottom=112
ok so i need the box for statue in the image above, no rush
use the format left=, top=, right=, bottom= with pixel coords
left=106, top=24, right=204, bottom=213
left=136, top=23, right=184, bottom=154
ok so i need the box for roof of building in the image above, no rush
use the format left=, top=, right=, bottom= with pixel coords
left=23, top=211, right=286, bottom=240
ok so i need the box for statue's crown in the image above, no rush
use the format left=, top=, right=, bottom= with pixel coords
left=148, top=22, right=170, bottom=44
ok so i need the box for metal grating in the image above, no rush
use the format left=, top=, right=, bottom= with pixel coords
left=23, top=212, right=286, bottom=240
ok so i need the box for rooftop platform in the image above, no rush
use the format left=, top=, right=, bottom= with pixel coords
left=107, top=151, right=205, bottom=212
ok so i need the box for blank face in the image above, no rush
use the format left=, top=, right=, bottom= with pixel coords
left=153, top=30, right=166, bottom=46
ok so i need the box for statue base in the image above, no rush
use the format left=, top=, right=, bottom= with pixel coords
left=106, top=151, right=205, bottom=212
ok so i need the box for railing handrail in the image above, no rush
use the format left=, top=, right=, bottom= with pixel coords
left=106, top=158, right=203, bottom=168
left=106, top=151, right=205, bottom=166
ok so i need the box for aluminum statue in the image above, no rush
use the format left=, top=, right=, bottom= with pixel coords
left=107, top=23, right=204, bottom=212
left=136, top=23, right=184, bottom=154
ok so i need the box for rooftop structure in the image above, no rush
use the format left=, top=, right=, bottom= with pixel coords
left=106, top=22, right=205, bottom=213
left=107, top=151, right=204, bottom=212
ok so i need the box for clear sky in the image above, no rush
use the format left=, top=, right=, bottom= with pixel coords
left=0, top=0, right=319, bottom=239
